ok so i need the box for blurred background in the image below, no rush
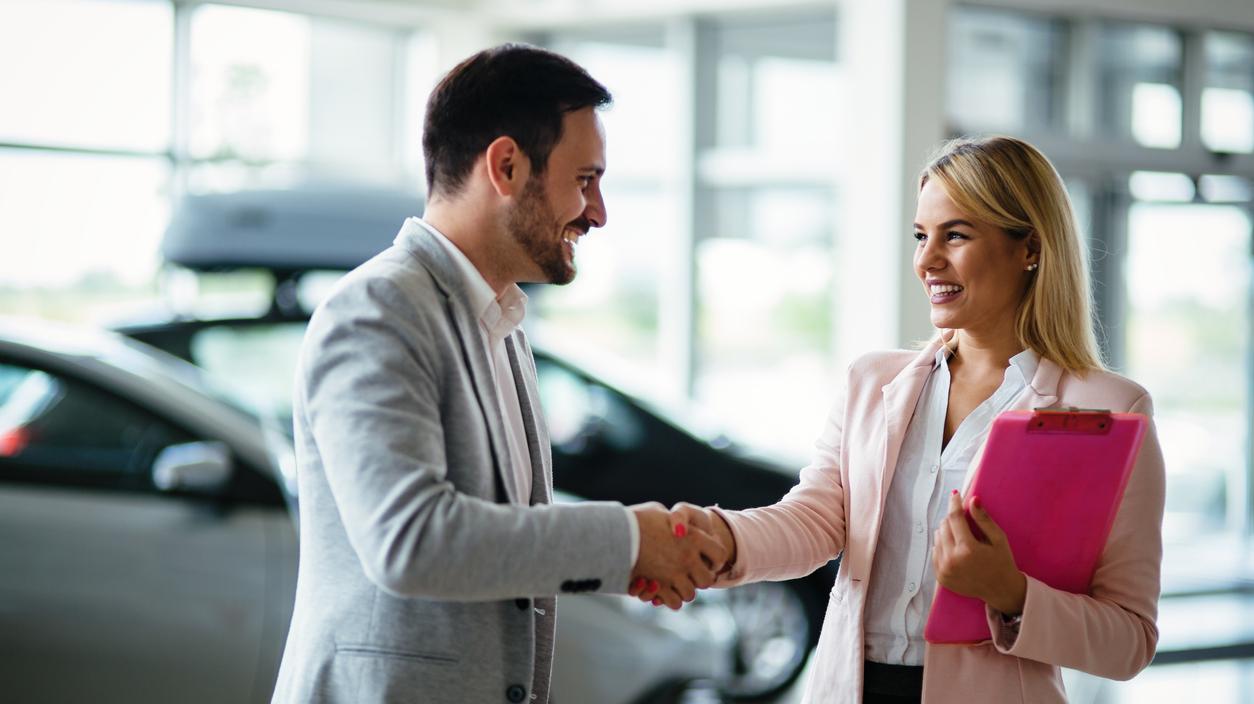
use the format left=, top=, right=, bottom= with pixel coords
left=0, top=0, right=1251, bottom=702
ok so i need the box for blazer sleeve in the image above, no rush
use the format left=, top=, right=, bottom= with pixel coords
left=300, top=276, right=634, bottom=601
left=711, top=380, right=848, bottom=586
left=986, top=392, right=1164, bottom=680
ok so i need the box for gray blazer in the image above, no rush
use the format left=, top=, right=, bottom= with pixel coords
left=271, top=219, right=634, bottom=704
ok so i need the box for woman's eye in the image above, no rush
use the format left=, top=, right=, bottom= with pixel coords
left=946, top=231, right=968, bottom=241
left=913, top=232, right=927, bottom=243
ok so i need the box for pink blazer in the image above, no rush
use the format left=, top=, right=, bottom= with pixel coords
left=713, top=338, right=1165, bottom=704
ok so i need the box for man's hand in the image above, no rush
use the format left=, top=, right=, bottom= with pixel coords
left=627, top=502, right=730, bottom=610
left=933, top=491, right=1027, bottom=616
left=628, top=502, right=737, bottom=609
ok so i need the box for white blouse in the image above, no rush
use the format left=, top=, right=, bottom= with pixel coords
left=863, top=346, right=1038, bottom=666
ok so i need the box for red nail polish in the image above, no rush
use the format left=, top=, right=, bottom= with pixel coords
left=673, top=523, right=687, bottom=538
left=652, top=598, right=662, bottom=606
left=632, top=577, right=645, bottom=591
left=649, top=579, right=660, bottom=592
left=952, top=489, right=958, bottom=495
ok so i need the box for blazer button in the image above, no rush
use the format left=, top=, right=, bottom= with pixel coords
left=506, top=684, right=527, bottom=703
left=514, top=598, right=529, bottom=610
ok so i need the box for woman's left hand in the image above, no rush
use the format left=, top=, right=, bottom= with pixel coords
left=933, top=490, right=1027, bottom=616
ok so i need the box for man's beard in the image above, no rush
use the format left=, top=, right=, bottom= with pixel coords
left=507, top=177, right=575, bottom=285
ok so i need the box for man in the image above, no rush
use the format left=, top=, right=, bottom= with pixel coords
left=271, top=44, right=727, bottom=704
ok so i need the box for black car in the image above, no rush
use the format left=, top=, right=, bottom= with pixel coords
left=114, top=186, right=839, bottom=700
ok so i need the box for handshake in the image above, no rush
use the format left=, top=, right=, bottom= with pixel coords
left=626, top=502, right=737, bottom=609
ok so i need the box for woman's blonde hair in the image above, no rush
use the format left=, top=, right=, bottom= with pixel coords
left=921, top=136, right=1105, bottom=373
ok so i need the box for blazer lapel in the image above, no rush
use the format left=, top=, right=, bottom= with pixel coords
left=877, top=339, right=945, bottom=503
left=843, top=340, right=941, bottom=582
left=1019, top=356, right=1062, bottom=410
left=505, top=335, right=552, bottom=506
left=395, top=219, right=521, bottom=505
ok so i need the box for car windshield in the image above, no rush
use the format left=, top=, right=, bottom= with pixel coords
left=184, top=321, right=307, bottom=433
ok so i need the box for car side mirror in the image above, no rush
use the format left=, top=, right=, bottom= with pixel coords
left=152, top=441, right=233, bottom=494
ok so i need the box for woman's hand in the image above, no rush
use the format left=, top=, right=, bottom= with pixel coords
left=933, top=490, right=1027, bottom=616
left=628, top=502, right=737, bottom=607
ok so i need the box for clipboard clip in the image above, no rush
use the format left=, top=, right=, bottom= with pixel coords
left=1027, top=407, right=1113, bottom=434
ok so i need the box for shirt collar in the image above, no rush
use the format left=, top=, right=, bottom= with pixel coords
left=411, top=217, right=528, bottom=340
left=932, top=345, right=1039, bottom=386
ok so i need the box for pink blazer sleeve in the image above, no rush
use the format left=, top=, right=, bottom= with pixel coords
left=712, top=383, right=848, bottom=586
left=986, top=392, right=1165, bottom=680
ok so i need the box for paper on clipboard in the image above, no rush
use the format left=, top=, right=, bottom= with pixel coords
left=923, top=408, right=1148, bottom=645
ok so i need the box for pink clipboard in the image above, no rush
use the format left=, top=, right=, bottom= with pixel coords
left=923, top=408, right=1147, bottom=644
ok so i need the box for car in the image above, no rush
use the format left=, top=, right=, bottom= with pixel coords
left=0, top=317, right=734, bottom=704
left=0, top=317, right=297, bottom=704
left=113, top=185, right=839, bottom=700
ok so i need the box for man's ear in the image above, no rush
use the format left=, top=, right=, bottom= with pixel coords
left=484, top=136, right=530, bottom=197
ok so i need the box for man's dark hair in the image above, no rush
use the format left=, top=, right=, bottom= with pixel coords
left=422, top=43, right=612, bottom=198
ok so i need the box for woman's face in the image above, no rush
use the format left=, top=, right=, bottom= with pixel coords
left=912, top=179, right=1036, bottom=336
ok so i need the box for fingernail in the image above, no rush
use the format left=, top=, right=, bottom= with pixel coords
left=952, top=489, right=958, bottom=495
left=649, top=579, right=661, bottom=592
left=652, top=598, right=662, bottom=606
left=673, top=523, right=687, bottom=538
left=632, top=577, right=646, bottom=591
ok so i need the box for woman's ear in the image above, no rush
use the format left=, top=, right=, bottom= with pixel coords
left=1025, top=231, right=1041, bottom=268
left=484, top=136, right=531, bottom=197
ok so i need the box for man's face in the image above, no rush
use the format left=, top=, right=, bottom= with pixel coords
left=507, top=107, right=607, bottom=285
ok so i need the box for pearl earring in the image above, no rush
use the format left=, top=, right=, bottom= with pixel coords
left=1026, top=263, right=1038, bottom=272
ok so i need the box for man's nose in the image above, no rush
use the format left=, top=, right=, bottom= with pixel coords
left=584, top=183, right=607, bottom=229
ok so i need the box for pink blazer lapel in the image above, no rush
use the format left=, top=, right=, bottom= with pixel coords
left=878, top=342, right=942, bottom=500
left=845, top=339, right=941, bottom=581
left=1022, top=356, right=1062, bottom=410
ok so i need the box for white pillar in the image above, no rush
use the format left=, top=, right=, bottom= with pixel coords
left=833, top=0, right=948, bottom=368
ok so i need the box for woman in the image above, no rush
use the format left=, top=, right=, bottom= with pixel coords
left=638, top=136, right=1165, bottom=703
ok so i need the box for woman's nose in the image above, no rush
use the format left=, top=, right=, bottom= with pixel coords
left=916, top=235, right=945, bottom=271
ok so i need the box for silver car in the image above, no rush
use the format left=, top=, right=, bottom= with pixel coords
left=0, top=317, right=731, bottom=704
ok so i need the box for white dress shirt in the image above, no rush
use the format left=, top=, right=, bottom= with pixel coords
left=416, top=218, right=640, bottom=562
left=864, top=345, right=1038, bottom=666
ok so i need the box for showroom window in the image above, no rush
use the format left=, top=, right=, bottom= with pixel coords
left=693, top=14, right=839, bottom=461
left=0, top=0, right=428, bottom=324
left=538, top=12, right=840, bottom=463
left=0, top=0, right=173, bottom=320
left=533, top=29, right=681, bottom=384
left=947, top=7, right=1068, bottom=135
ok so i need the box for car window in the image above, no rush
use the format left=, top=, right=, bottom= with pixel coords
left=534, top=357, right=644, bottom=452
left=187, top=322, right=307, bottom=430
left=0, top=361, right=195, bottom=489
left=535, top=357, right=597, bottom=448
